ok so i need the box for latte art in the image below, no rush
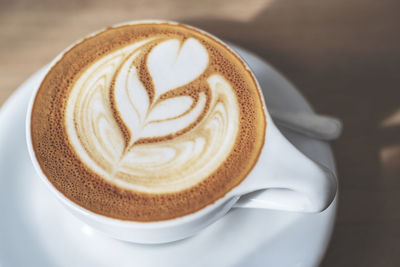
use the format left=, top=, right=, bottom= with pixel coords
left=65, top=37, right=239, bottom=192
left=30, top=23, right=266, bottom=221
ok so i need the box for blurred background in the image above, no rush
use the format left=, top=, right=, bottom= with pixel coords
left=1, top=0, right=400, bottom=266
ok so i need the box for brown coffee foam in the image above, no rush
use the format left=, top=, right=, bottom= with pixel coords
left=31, top=23, right=266, bottom=221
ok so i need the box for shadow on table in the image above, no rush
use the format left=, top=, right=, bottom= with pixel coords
left=183, top=0, right=400, bottom=266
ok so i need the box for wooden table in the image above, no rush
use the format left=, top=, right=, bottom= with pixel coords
left=1, top=0, right=400, bottom=266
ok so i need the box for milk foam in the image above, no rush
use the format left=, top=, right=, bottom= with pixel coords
left=65, top=37, right=240, bottom=193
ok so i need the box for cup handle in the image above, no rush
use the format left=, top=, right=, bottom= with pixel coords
left=233, top=121, right=337, bottom=212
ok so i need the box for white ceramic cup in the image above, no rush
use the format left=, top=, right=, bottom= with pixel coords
left=26, top=20, right=337, bottom=244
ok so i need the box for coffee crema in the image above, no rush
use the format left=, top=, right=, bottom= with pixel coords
left=30, top=22, right=266, bottom=221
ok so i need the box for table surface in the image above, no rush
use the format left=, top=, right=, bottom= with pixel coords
left=1, top=0, right=400, bottom=266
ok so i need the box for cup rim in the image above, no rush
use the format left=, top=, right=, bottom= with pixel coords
left=25, top=19, right=268, bottom=228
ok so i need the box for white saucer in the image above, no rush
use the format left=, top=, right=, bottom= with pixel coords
left=0, top=44, right=337, bottom=267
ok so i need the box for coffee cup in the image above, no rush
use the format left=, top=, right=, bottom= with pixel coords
left=26, top=20, right=337, bottom=244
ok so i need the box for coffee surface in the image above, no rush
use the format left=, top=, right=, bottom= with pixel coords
left=30, top=22, right=266, bottom=221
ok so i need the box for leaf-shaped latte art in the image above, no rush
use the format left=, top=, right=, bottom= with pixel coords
left=147, top=38, right=209, bottom=98
left=65, top=37, right=240, bottom=193
left=113, top=50, right=149, bottom=147
left=139, top=92, right=207, bottom=140
left=146, top=96, right=193, bottom=122
left=112, top=38, right=210, bottom=148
